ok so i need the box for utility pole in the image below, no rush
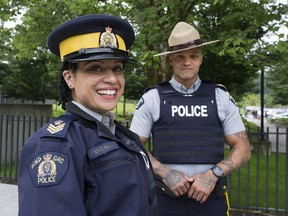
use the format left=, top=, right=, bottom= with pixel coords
left=260, top=68, right=265, bottom=140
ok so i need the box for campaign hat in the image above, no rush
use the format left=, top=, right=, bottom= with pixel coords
left=154, top=21, right=219, bottom=56
left=48, top=14, right=136, bottom=62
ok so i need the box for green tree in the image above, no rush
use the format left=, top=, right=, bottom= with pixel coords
left=265, top=41, right=288, bottom=105
left=1, top=58, right=56, bottom=102
left=128, top=0, right=287, bottom=101
left=1, top=0, right=287, bottom=103
left=125, top=63, right=148, bottom=100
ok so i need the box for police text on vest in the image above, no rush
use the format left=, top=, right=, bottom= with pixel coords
left=171, top=105, right=208, bottom=117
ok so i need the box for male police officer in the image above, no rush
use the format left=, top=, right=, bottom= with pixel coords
left=130, top=21, right=251, bottom=216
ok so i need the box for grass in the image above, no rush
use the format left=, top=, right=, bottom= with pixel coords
left=52, top=99, right=138, bottom=121
left=1, top=101, right=285, bottom=213
left=228, top=150, right=286, bottom=211
left=0, top=162, right=18, bottom=181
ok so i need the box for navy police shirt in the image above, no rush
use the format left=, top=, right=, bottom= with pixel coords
left=18, top=102, right=157, bottom=216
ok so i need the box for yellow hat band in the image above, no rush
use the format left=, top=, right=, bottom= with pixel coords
left=59, top=32, right=126, bottom=60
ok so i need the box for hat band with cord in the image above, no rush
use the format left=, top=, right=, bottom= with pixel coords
left=169, top=39, right=203, bottom=52
left=59, top=32, right=126, bottom=61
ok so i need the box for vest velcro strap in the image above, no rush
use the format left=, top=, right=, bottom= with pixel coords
left=154, top=128, right=224, bottom=138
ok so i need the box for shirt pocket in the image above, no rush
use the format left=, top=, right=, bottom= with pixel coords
left=86, top=141, right=141, bottom=213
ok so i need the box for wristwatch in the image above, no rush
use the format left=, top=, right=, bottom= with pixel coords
left=211, top=166, right=224, bottom=179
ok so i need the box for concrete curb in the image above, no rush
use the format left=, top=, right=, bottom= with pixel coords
left=0, top=183, right=18, bottom=216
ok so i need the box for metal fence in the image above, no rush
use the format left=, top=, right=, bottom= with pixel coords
left=0, top=115, right=287, bottom=214
left=0, top=115, right=51, bottom=182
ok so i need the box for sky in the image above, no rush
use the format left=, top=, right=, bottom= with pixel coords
left=263, top=0, right=288, bottom=42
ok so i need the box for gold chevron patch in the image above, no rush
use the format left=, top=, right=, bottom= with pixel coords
left=47, top=123, right=66, bottom=134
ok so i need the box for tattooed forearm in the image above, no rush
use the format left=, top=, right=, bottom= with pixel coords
left=220, top=151, right=235, bottom=174
left=164, top=170, right=182, bottom=188
left=235, top=131, right=249, bottom=142
left=220, top=131, right=251, bottom=175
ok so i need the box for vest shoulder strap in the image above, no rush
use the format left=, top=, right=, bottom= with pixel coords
left=157, top=81, right=177, bottom=94
left=216, top=83, right=228, bottom=91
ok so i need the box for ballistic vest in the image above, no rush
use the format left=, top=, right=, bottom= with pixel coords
left=152, top=81, right=224, bottom=164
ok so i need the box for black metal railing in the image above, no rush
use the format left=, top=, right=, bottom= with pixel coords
left=0, top=115, right=287, bottom=214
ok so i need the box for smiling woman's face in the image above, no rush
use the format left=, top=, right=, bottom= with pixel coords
left=63, top=59, right=125, bottom=115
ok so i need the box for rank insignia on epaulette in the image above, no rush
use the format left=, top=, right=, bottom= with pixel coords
left=41, top=115, right=76, bottom=139
left=28, top=152, right=69, bottom=187
left=47, top=119, right=66, bottom=134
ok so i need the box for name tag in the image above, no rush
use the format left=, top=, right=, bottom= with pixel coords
left=87, top=141, right=119, bottom=160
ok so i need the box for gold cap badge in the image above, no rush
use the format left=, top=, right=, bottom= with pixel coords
left=99, top=26, right=118, bottom=49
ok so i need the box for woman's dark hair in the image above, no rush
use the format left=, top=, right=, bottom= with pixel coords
left=58, top=60, right=77, bottom=110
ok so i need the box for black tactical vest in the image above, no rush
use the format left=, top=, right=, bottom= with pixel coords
left=152, top=81, right=224, bottom=164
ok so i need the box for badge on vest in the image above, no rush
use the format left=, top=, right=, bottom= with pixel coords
left=28, top=152, right=69, bottom=187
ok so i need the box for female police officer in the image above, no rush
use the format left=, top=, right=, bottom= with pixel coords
left=18, top=14, right=157, bottom=216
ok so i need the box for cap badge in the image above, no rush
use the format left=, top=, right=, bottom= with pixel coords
left=99, top=26, right=118, bottom=49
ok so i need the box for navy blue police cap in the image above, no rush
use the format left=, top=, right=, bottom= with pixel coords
left=48, top=14, right=136, bottom=63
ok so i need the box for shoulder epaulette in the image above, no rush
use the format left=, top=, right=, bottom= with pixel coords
left=41, top=115, right=77, bottom=139
left=144, top=81, right=170, bottom=93
left=202, top=79, right=214, bottom=84
left=144, top=86, right=156, bottom=93
left=157, top=80, right=176, bottom=94
left=216, top=83, right=228, bottom=91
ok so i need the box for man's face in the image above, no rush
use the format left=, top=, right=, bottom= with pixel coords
left=169, top=47, right=203, bottom=89
left=63, top=59, right=125, bottom=115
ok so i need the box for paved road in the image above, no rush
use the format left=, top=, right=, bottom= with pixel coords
left=246, top=116, right=287, bottom=153
left=0, top=183, right=18, bottom=216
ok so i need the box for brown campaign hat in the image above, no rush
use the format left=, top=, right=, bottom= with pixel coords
left=154, top=22, right=219, bottom=56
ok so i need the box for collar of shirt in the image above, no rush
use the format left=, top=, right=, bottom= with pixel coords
left=169, top=76, right=201, bottom=94
left=72, top=101, right=116, bottom=134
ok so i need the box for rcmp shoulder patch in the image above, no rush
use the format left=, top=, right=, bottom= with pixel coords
left=28, top=152, right=69, bottom=187
left=135, top=97, right=145, bottom=110
left=41, top=115, right=76, bottom=139
left=229, top=94, right=238, bottom=106
left=216, top=84, right=238, bottom=106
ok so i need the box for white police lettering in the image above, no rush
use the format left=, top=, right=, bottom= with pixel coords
left=171, top=105, right=208, bottom=117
